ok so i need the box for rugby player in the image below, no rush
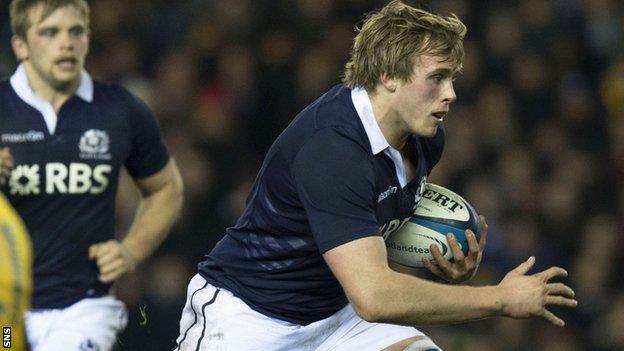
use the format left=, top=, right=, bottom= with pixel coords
left=1, top=1, right=183, bottom=350
left=176, top=1, right=576, bottom=350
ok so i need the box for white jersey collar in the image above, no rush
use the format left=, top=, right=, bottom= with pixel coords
left=351, top=87, right=390, bottom=155
left=351, top=87, right=407, bottom=187
left=9, top=63, right=94, bottom=134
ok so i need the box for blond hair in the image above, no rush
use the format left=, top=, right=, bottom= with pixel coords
left=343, top=0, right=466, bottom=91
left=10, top=0, right=90, bottom=39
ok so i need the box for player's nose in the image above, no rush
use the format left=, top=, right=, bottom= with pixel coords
left=59, top=31, right=75, bottom=50
left=442, top=81, right=456, bottom=103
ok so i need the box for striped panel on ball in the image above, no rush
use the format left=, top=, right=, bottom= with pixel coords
left=410, top=218, right=470, bottom=253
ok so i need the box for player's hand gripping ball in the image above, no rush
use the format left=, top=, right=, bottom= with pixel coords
left=386, top=183, right=481, bottom=268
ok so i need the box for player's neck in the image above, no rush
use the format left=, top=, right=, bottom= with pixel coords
left=23, top=62, right=79, bottom=113
left=369, top=91, right=410, bottom=150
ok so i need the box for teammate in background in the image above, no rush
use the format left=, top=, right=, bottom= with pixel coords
left=176, top=1, right=577, bottom=350
left=0, top=189, right=32, bottom=351
left=1, top=1, right=184, bottom=350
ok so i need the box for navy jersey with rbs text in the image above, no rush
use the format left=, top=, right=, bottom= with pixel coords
left=199, top=85, right=444, bottom=325
left=0, top=65, right=170, bottom=309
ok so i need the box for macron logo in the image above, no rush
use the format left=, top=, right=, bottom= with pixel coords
left=1, top=130, right=44, bottom=143
left=378, top=186, right=398, bottom=203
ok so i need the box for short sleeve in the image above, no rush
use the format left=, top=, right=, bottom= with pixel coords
left=292, top=128, right=380, bottom=253
left=123, top=90, right=170, bottom=178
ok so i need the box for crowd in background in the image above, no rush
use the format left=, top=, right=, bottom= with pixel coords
left=1, top=0, right=623, bottom=350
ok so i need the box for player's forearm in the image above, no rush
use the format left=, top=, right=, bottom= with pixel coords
left=360, top=270, right=502, bottom=326
left=121, top=179, right=183, bottom=264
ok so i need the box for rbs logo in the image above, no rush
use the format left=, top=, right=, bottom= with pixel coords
left=9, top=163, right=111, bottom=195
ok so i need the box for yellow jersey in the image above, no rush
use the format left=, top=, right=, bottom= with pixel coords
left=0, top=193, right=32, bottom=351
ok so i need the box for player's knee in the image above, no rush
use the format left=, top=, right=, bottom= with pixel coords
left=382, top=335, right=442, bottom=351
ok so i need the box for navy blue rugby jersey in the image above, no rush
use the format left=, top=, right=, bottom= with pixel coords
left=0, top=66, right=170, bottom=309
left=199, top=84, right=445, bottom=325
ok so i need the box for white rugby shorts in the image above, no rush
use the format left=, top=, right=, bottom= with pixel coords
left=175, top=274, right=441, bottom=351
left=25, top=295, right=128, bottom=351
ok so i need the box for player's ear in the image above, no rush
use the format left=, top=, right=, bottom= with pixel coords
left=11, top=35, right=29, bottom=61
left=379, top=72, right=398, bottom=93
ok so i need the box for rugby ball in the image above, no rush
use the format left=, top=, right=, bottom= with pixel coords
left=386, top=183, right=481, bottom=268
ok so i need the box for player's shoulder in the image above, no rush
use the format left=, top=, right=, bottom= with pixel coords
left=314, top=84, right=361, bottom=129
left=294, top=84, right=368, bottom=146
left=278, top=85, right=371, bottom=162
left=91, top=80, right=153, bottom=116
left=307, top=126, right=370, bottom=159
left=0, top=79, right=16, bottom=101
left=0, top=78, right=10, bottom=90
left=0, top=79, right=24, bottom=115
left=91, top=80, right=137, bottom=104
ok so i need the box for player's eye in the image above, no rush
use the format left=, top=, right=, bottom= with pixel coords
left=69, top=27, right=85, bottom=36
left=40, top=28, right=58, bottom=37
left=431, top=74, right=443, bottom=83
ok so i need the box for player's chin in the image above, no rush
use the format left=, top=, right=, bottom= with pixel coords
left=413, top=125, right=438, bottom=138
left=51, top=72, right=80, bottom=88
